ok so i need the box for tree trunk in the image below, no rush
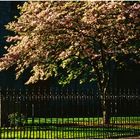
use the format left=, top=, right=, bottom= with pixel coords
left=103, top=109, right=110, bottom=125
left=102, top=94, right=110, bottom=125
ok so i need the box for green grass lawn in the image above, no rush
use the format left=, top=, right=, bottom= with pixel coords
left=1, top=117, right=140, bottom=139
left=1, top=125, right=140, bottom=139
left=25, top=117, right=140, bottom=127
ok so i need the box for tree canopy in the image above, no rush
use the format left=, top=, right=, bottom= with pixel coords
left=0, top=1, right=140, bottom=89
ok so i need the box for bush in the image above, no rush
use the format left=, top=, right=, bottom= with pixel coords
left=8, top=112, right=26, bottom=127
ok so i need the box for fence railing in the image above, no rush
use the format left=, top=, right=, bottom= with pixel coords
left=0, top=87, right=140, bottom=139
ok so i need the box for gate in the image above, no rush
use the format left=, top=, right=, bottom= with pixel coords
left=0, top=87, right=140, bottom=139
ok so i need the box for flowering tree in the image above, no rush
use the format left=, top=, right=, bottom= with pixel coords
left=0, top=1, right=140, bottom=124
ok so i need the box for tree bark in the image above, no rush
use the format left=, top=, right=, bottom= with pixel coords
left=103, top=108, right=110, bottom=125
left=102, top=97, right=110, bottom=125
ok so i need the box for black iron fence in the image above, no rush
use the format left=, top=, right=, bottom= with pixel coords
left=0, top=87, right=140, bottom=139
